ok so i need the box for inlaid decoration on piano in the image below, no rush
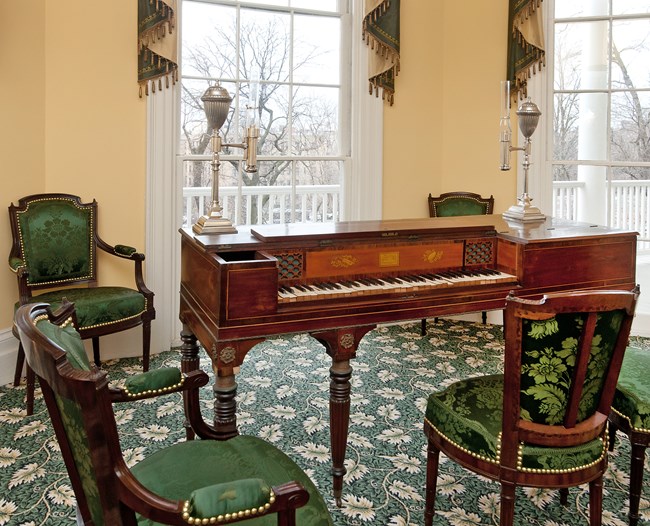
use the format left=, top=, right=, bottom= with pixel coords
left=178, top=214, right=637, bottom=505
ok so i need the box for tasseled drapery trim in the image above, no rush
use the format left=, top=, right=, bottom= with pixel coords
left=510, top=0, right=545, bottom=100
left=138, top=0, right=178, bottom=97
left=362, top=0, right=400, bottom=106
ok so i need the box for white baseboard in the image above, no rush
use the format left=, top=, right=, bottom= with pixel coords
left=0, top=325, right=177, bottom=387
left=0, top=328, right=19, bottom=386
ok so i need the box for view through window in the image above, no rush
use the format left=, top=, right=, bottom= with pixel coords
left=550, top=0, right=650, bottom=249
left=180, top=0, right=350, bottom=227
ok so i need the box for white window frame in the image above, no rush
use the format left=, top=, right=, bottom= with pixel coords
left=145, top=0, right=383, bottom=350
left=537, top=0, right=650, bottom=336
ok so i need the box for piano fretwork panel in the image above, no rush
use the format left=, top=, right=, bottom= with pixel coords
left=271, top=237, right=496, bottom=282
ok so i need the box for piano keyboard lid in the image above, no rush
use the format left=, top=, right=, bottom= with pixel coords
left=251, top=217, right=498, bottom=243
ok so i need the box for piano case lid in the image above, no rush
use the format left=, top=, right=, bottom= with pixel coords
left=251, top=217, right=497, bottom=242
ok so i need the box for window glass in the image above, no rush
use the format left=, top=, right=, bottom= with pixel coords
left=180, top=0, right=349, bottom=227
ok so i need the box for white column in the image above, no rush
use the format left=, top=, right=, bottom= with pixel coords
left=576, top=0, right=608, bottom=224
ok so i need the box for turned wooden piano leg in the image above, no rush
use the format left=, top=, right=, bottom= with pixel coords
left=212, top=373, right=239, bottom=439
left=180, top=326, right=200, bottom=440
left=329, top=359, right=352, bottom=507
left=311, top=325, right=374, bottom=507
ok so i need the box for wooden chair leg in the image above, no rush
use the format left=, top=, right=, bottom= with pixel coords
left=499, top=481, right=516, bottom=526
left=628, top=442, right=647, bottom=526
left=481, top=311, right=487, bottom=324
left=92, top=337, right=101, bottom=367
left=421, top=319, right=427, bottom=336
left=589, top=475, right=603, bottom=526
left=14, top=342, right=25, bottom=387
left=424, top=440, right=440, bottom=526
left=559, top=487, right=569, bottom=506
left=142, top=321, right=151, bottom=372
left=25, top=364, right=35, bottom=416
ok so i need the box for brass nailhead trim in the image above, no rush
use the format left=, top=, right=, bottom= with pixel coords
left=33, top=314, right=75, bottom=328
left=426, top=416, right=609, bottom=474
left=17, top=197, right=95, bottom=286
left=425, top=416, right=502, bottom=465
left=181, top=490, right=276, bottom=524
left=123, top=376, right=185, bottom=399
left=611, top=406, right=650, bottom=434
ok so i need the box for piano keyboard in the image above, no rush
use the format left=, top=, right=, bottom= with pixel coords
left=277, top=268, right=517, bottom=303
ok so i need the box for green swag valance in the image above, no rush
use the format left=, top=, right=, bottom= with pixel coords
left=138, top=0, right=178, bottom=97
left=363, top=0, right=400, bottom=106
left=507, top=0, right=545, bottom=99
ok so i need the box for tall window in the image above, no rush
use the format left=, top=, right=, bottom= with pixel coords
left=180, top=0, right=351, bottom=227
left=549, top=0, right=650, bottom=249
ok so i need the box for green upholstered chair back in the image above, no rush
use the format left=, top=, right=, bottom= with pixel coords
left=519, top=310, right=626, bottom=426
left=503, top=288, right=638, bottom=448
left=428, top=192, right=494, bottom=218
left=10, top=195, right=97, bottom=287
left=15, top=302, right=120, bottom=526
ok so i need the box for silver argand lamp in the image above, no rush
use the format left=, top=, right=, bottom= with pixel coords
left=193, top=83, right=260, bottom=235
left=499, top=80, right=546, bottom=223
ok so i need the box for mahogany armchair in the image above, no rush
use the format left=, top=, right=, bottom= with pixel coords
left=422, top=191, right=494, bottom=334
left=423, top=287, right=639, bottom=526
left=14, top=301, right=333, bottom=526
left=608, top=346, right=650, bottom=526
left=8, top=193, right=155, bottom=415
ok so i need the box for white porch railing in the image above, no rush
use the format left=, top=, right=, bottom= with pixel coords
left=183, top=185, right=341, bottom=227
left=182, top=180, right=649, bottom=249
left=552, top=180, right=650, bottom=250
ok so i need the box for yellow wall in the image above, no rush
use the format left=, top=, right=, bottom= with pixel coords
left=0, top=1, right=47, bottom=330
left=0, top=0, right=511, bottom=343
left=0, top=1, right=146, bottom=333
left=383, top=0, right=515, bottom=219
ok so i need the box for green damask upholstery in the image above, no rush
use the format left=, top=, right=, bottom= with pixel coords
left=55, top=394, right=105, bottom=526
left=612, top=347, right=650, bottom=432
left=426, top=374, right=605, bottom=472
left=609, top=346, right=650, bottom=526
left=132, top=437, right=333, bottom=526
left=21, top=287, right=147, bottom=330
left=17, top=199, right=93, bottom=285
left=520, top=310, right=624, bottom=426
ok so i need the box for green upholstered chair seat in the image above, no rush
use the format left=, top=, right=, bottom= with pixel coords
left=612, top=347, right=650, bottom=433
left=131, top=436, right=333, bottom=526
left=21, top=287, right=146, bottom=330
left=425, top=374, right=606, bottom=472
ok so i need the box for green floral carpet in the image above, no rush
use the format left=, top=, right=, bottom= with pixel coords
left=1, top=320, right=649, bottom=525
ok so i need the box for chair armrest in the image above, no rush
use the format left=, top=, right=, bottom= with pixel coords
left=110, top=369, right=209, bottom=402
left=117, top=471, right=308, bottom=526
left=184, top=478, right=275, bottom=522
left=96, top=235, right=145, bottom=261
left=9, top=256, right=25, bottom=272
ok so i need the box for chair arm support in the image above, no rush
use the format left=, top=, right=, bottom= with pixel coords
left=110, top=369, right=209, bottom=402
left=94, top=234, right=154, bottom=300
